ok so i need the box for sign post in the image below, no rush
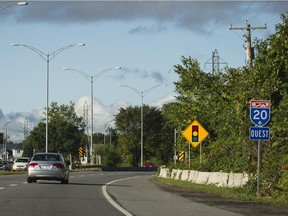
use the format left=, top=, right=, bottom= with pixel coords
left=250, top=100, right=270, bottom=198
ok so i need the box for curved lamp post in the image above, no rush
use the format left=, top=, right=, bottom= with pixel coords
left=63, top=66, right=121, bottom=163
left=104, top=120, right=114, bottom=147
left=0, top=1, right=28, bottom=10
left=12, top=43, right=85, bottom=153
left=3, top=122, right=11, bottom=160
left=118, top=83, right=167, bottom=167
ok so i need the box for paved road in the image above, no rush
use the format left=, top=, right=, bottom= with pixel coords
left=106, top=174, right=242, bottom=216
left=2, top=171, right=286, bottom=216
left=0, top=171, right=148, bottom=216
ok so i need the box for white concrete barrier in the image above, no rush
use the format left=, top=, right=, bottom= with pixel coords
left=180, top=170, right=190, bottom=181
left=170, top=169, right=178, bottom=179
left=207, top=172, right=220, bottom=185
left=159, top=168, right=170, bottom=178
left=188, top=170, right=199, bottom=183
left=195, top=172, right=210, bottom=184
left=227, top=173, right=243, bottom=188
left=158, top=168, right=249, bottom=188
left=174, top=169, right=182, bottom=180
left=217, top=172, right=229, bottom=187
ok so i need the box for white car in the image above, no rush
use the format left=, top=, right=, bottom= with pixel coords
left=12, top=157, right=30, bottom=171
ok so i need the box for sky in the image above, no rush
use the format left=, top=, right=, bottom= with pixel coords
left=0, top=0, right=287, bottom=142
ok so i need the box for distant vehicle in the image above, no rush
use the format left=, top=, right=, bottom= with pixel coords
left=12, top=157, right=30, bottom=171
left=27, top=152, right=69, bottom=184
left=0, top=161, right=11, bottom=171
left=144, top=162, right=157, bottom=168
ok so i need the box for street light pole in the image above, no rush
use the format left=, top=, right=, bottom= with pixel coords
left=3, top=122, right=11, bottom=161
left=63, top=67, right=121, bottom=164
left=12, top=43, right=85, bottom=153
left=104, top=120, right=113, bottom=147
left=118, top=83, right=167, bottom=167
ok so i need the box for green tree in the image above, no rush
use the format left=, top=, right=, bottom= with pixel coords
left=162, top=13, right=288, bottom=197
left=23, top=102, right=87, bottom=160
left=250, top=14, right=288, bottom=194
left=115, top=105, right=169, bottom=166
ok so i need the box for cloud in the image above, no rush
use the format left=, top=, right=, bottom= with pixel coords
left=1, top=93, right=175, bottom=142
left=129, top=24, right=167, bottom=34
left=118, top=67, right=167, bottom=83
left=3, top=1, right=286, bottom=34
left=149, top=92, right=178, bottom=108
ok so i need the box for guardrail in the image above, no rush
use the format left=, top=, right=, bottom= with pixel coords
left=158, top=167, right=249, bottom=188
left=73, top=164, right=157, bottom=172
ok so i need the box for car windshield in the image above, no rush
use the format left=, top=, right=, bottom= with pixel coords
left=33, top=154, right=60, bottom=162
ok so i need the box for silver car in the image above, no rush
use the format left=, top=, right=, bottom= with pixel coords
left=27, top=152, right=69, bottom=184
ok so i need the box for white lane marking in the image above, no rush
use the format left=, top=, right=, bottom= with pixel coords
left=9, top=184, right=18, bottom=187
left=0, top=187, right=4, bottom=190
left=102, top=176, right=138, bottom=216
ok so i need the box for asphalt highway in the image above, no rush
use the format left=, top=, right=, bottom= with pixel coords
left=0, top=171, right=246, bottom=216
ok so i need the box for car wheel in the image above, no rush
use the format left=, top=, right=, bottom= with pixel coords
left=27, top=178, right=33, bottom=183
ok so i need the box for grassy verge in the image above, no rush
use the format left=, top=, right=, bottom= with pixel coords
left=154, top=177, right=288, bottom=206
left=0, top=170, right=26, bottom=175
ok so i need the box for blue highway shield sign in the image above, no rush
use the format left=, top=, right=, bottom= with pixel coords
left=249, top=127, right=270, bottom=141
left=250, top=100, right=270, bottom=126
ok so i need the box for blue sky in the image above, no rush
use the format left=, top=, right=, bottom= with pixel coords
left=0, top=1, right=287, bottom=142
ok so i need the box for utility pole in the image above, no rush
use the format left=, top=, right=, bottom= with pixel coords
left=83, top=101, right=89, bottom=158
left=229, top=21, right=266, bottom=70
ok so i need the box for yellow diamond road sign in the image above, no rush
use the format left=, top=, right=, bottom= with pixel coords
left=182, top=119, right=209, bottom=148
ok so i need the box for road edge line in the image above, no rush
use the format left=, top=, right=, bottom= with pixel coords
left=102, top=176, right=139, bottom=216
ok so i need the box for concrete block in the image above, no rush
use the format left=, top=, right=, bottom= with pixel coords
left=189, top=170, right=199, bottom=183
left=159, top=168, right=170, bottom=178
left=227, top=173, right=243, bottom=188
left=195, top=171, right=210, bottom=184
left=180, top=170, right=190, bottom=181
left=170, top=169, right=178, bottom=179
left=174, top=169, right=182, bottom=180
left=217, top=172, right=229, bottom=187
left=207, top=172, right=220, bottom=185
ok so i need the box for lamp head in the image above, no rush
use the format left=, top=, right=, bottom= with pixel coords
left=11, top=43, right=20, bottom=46
left=114, top=66, right=121, bottom=69
left=77, top=43, right=85, bottom=46
left=17, top=2, right=28, bottom=6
